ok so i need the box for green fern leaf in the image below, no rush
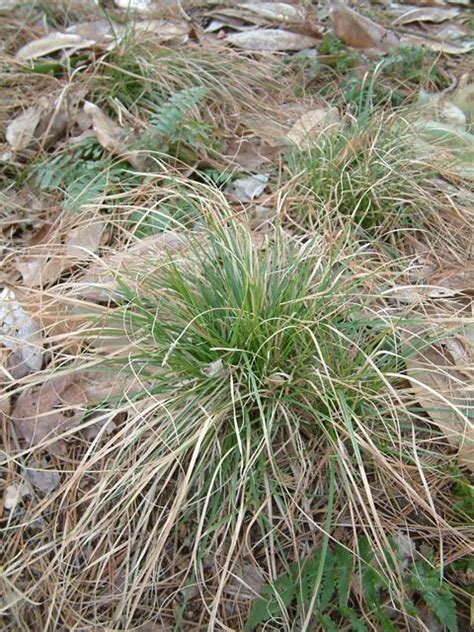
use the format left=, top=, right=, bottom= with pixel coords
left=244, top=569, right=295, bottom=631
left=149, top=87, right=207, bottom=140
left=334, top=544, right=353, bottom=610
left=409, top=561, right=458, bottom=632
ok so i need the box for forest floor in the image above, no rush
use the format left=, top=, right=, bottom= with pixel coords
left=0, top=1, right=473, bottom=631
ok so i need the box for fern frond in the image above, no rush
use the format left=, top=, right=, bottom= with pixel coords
left=149, top=87, right=208, bottom=140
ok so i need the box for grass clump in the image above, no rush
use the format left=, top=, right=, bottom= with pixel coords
left=2, top=212, right=471, bottom=629
left=285, top=109, right=470, bottom=245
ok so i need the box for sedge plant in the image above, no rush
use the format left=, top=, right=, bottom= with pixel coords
left=2, top=211, right=471, bottom=629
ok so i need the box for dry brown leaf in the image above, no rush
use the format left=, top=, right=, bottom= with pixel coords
left=28, top=467, right=60, bottom=494
left=6, top=91, right=83, bottom=154
left=286, top=106, right=339, bottom=148
left=225, top=173, right=269, bottom=201
left=83, top=101, right=126, bottom=153
left=0, top=288, right=43, bottom=374
left=226, top=28, right=319, bottom=51
left=223, top=137, right=281, bottom=170
left=15, top=254, right=64, bottom=287
left=406, top=343, right=473, bottom=471
left=15, top=32, right=95, bottom=61
left=330, top=0, right=400, bottom=51
left=115, top=0, right=152, bottom=10
left=65, top=220, right=105, bottom=258
left=399, top=32, right=473, bottom=54
left=77, top=232, right=188, bottom=301
left=66, top=19, right=121, bottom=43
left=431, top=266, right=474, bottom=295
left=3, top=483, right=30, bottom=511
left=215, top=2, right=305, bottom=25
left=5, top=106, right=42, bottom=151
left=392, top=6, right=460, bottom=25
left=16, top=218, right=105, bottom=287
left=396, top=0, right=450, bottom=6
left=133, top=19, right=190, bottom=44
left=11, top=375, right=89, bottom=455
left=15, top=20, right=123, bottom=61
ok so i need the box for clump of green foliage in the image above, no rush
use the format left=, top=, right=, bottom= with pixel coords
left=29, top=87, right=213, bottom=212
left=29, top=135, right=129, bottom=210
left=136, top=86, right=216, bottom=162
left=287, top=113, right=438, bottom=237
left=381, top=46, right=448, bottom=91
left=318, top=32, right=362, bottom=74
left=246, top=538, right=460, bottom=631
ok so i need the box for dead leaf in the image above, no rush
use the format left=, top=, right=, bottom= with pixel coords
left=392, top=7, right=460, bottom=25
left=133, top=19, right=190, bottom=44
left=77, top=232, right=188, bottom=301
left=65, top=220, right=105, bottom=258
left=223, top=137, right=281, bottom=170
left=0, top=288, right=43, bottom=373
left=115, top=0, right=152, bottom=10
left=286, top=106, right=339, bottom=148
left=3, top=483, right=30, bottom=511
left=6, top=106, right=42, bottom=151
left=6, top=91, right=82, bottom=154
left=15, top=20, right=124, bottom=61
left=28, top=468, right=60, bottom=494
left=66, top=19, right=122, bottom=44
left=11, top=375, right=89, bottom=455
left=330, top=0, right=400, bottom=51
left=431, top=266, right=474, bottom=295
left=15, top=32, right=95, bottom=61
left=400, top=33, right=473, bottom=54
left=214, top=2, right=306, bottom=24
left=406, top=343, right=473, bottom=471
left=83, top=101, right=126, bottom=153
left=16, top=217, right=105, bottom=288
left=226, top=562, right=264, bottom=599
left=225, top=174, right=269, bottom=201
left=226, top=28, right=320, bottom=51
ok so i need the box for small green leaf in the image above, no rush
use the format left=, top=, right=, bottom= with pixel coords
left=244, top=570, right=295, bottom=631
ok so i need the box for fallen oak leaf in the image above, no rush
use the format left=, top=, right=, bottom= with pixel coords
left=392, top=7, right=460, bottom=25
left=132, top=19, right=191, bottom=44
left=15, top=20, right=124, bottom=62
left=213, top=2, right=306, bottom=25
left=406, top=343, right=473, bottom=471
left=83, top=101, right=126, bottom=153
left=226, top=28, right=320, bottom=51
left=83, top=101, right=145, bottom=168
left=330, top=0, right=400, bottom=51
left=11, top=375, right=89, bottom=456
left=222, top=137, right=281, bottom=170
left=399, top=33, right=473, bottom=54
left=5, top=106, right=42, bottom=151
left=225, top=174, right=269, bottom=202
left=3, top=483, right=30, bottom=511
left=28, top=467, right=60, bottom=494
left=15, top=219, right=104, bottom=288
left=0, top=288, right=43, bottom=373
left=15, top=32, right=96, bottom=61
left=65, top=220, right=105, bottom=258
left=286, top=106, right=339, bottom=148
left=76, top=232, right=188, bottom=301
left=6, top=90, right=84, bottom=154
